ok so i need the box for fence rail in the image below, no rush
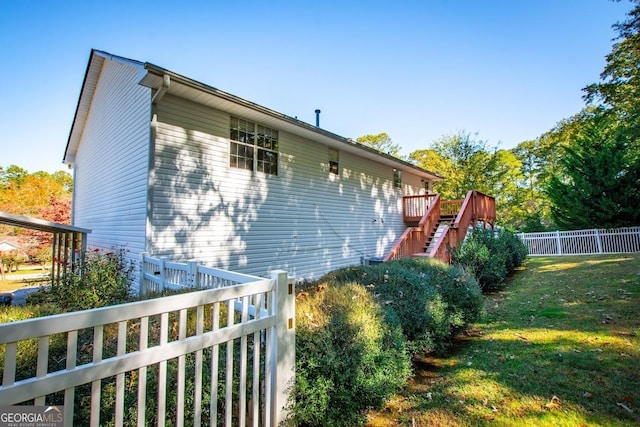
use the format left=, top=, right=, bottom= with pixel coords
left=517, top=226, right=640, bottom=256
left=139, top=253, right=263, bottom=294
left=0, top=255, right=295, bottom=427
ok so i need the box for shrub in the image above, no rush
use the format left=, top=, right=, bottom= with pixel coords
left=313, top=259, right=483, bottom=355
left=292, top=283, right=411, bottom=427
left=501, top=230, right=528, bottom=272
left=292, top=260, right=484, bottom=425
left=393, top=257, right=484, bottom=331
left=452, top=228, right=528, bottom=292
left=377, top=259, right=483, bottom=353
left=27, top=248, right=134, bottom=311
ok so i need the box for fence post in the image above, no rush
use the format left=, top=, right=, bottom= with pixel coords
left=159, top=258, right=166, bottom=292
left=187, top=261, right=198, bottom=287
left=556, top=231, right=562, bottom=255
left=270, top=270, right=295, bottom=426
left=595, top=229, right=603, bottom=254
left=139, top=252, right=147, bottom=295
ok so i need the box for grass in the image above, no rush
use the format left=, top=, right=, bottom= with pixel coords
left=367, top=253, right=640, bottom=426
left=0, top=264, right=49, bottom=292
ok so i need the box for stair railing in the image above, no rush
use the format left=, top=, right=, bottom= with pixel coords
left=384, top=194, right=441, bottom=261
left=472, top=190, right=496, bottom=227
left=429, top=190, right=496, bottom=263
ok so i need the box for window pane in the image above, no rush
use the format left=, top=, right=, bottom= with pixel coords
left=257, top=125, right=278, bottom=150
left=393, top=169, right=402, bottom=188
left=330, top=161, right=339, bottom=175
left=231, top=117, right=256, bottom=144
left=258, top=149, right=278, bottom=175
left=329, top=149, right=339, bottom=162
left=230, top=116, right=278, bottom=174
left=230, top=141, right=254, bottom=171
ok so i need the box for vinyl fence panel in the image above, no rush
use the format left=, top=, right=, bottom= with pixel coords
left=0, top=257, right=295, bottom=427
left=518, top=227, right=640, bottom=256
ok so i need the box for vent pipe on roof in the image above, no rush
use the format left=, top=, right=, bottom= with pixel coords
left=315, top=109, right=321, bottom=127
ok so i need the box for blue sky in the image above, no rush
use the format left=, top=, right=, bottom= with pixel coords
left=0, top=0, right=633, bottom=173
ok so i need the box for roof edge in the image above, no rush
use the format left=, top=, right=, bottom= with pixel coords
left=63, top=50, right=145, bottom=165
left=0, top=210, right=91, bottom=234
left=141, top=62, right=443, bottom=180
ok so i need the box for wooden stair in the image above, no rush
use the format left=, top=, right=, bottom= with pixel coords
left=414, top=214, right=456, bottom=257
left=385, top=191, right=496, bottom=263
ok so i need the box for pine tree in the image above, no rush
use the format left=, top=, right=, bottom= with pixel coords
left=546, top=113, right=640, bottom=230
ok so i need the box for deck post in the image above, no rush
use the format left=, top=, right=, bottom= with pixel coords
left=271, top=270, right=295, bottom=426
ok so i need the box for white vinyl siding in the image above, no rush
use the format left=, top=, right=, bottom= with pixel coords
left=150, top=95, right=423, bottom=280
left=71, top=59, right=151, bottom=268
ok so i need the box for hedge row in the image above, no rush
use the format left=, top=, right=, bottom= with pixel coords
left=451, top=228, right=528, bottom=292
left=291, top=258, right=483, bottom=426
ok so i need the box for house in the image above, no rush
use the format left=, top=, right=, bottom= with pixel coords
left=0, top=239, right=19, bottom=253
left=63, top=49, right=449, bottom=287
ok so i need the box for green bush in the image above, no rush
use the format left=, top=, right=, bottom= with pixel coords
left=372, top=259, right=483, bottom=354
left=292, top=260, right=483, bottom=426
left=292, top=283, right=411, bottom=427
left=452, top=228, right=528, bottom=292
left=502, top=230, right=528, bottom=272
left=314, top=259, right=483, bottom=354
left=356, top=264, right=441, bottom=352
left=393, top=257, right=484, bottom=333
left=27, top=248, right=134, bottom=311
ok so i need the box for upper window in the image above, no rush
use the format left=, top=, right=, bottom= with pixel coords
left=329, top=149, right=339, bottom=175
left=230, top=117, right=279, bottom=175
left=393, top=169, right=402, bottom=188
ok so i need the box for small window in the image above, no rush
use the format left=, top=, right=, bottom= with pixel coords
left=230, top=117, right=278, bottom=175
left=393, top=169, right=402, bottom=188
left=329, top=149, right=339, bottom=175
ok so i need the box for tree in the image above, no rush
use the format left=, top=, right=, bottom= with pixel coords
left=485, top=149, right=526, bottom=228
left=410, top=132, right=528, bottom=228
left=51, top=170, right=73, bottom=192
left=19, top=195, right=72, bottom=260
left=584, top=0, right=640, bottom=131
left=546, top=1, right=640, bottom=230
left=0, top=166, right=72, bottom=216
left=546, top=112, right=640, bottom=230
left=356, top=133, right=402, bottom=158
left=410, top=131, right=498, bottom=199
left=409, top=148, right=455, bottom=193
left=0, top=165, right=73, bottom=262
left=0, top=165, right=28, bottom=187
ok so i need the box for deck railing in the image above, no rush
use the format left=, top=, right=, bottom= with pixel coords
left=0, top=255, right=295, bottom=427
left=402, top=194, right=438, bottom=223
left=441, top=199, right=463, bottom=216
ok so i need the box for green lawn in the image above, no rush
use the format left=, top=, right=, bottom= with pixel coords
left=367, top=254, right=640, bottom=426
left=0, top=265, right=49, bottom=292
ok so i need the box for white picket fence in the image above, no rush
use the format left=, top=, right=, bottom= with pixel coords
left=517, top=226, right=640, bottom=256
left=0, top=254, right=295, bottom=427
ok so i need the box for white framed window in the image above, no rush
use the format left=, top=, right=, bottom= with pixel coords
left=329, top=148, right=339, bottom=175
left=393, top=169, right=402, bottom=188
left=230, top=117, right=279, bottom=175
